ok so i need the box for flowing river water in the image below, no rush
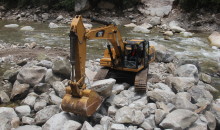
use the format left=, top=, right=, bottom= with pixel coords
left=0, top=20, right=220, bottom=98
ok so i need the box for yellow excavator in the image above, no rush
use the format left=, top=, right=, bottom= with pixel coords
left=61, top=15, right=155, bottom=116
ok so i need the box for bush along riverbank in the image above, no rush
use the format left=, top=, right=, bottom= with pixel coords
left=0, top=42, right=220, bottom=129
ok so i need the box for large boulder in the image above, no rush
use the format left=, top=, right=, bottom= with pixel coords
left=140, top=114, right=156, bottom=130
left=138, top=0, right=174, bottom=17
left=10, top=81, right=30, bottom=100
left=115, top=106, right=145, bottom=125
left=208, top=31, right=220, bottom=47
left=17, top=66, right=47, bottom=86
left=91, top=78, right=116, bottom=98
left=159, top=109, right=198, bottom=129
left=133, top=23, right=151, bottom=34
left=175, top=95, right=197, bottom=111
left=148, top=88, right=176, bottom=104
left=62, top=120, right=82, bottom=130
left=15, top=105, right=31, bottom=117
left=37, top=60, right=53, bottom=69
left=45, top=69, right=62, bottom=85
left=0, top=107, right=18, bottom=130
left=169, top=21, right=186, bottom=32
left=42, top=112, right=71, bottom=130
left=75, top=0, right=90, bottom=12
left=52, top=57, right=71, bottom=79
left=35, top=105, right=60, bottom=125
left=112, top=90, right=135, bottom=107
left=0, top=91, right=10, bottom=103
left=49, top=91, right=62, bottom=105
left=175, top=64, right=199, bottom=80
left=155, top=45, right=174, bottom=63
left=21, top=92, right=38, bottom=107
left=52, top=81, right=65, bottom=98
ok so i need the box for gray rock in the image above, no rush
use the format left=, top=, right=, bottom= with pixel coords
left=204, top=84, right=219, bottom=93
left=210, top=99, right=220, bottom=125
left=155, top=45, right=174, bottom=63
left=115, top=106, right=145, bottom=125
left=140, top=114, right=156, bottom=130
left=188, top=115, right=208, bottom=130
left=21, top=92, right=38, bottom=107
left=149, top=16, right=161, bottom=26
left=0, top=91, right=10, bottom=103
left=188, top=86, right=213, bottom=104
left=37, top=60, right=53, bottom=69
left=164, top=31, right=173, bottom=36
left=175, top=64, right=198, bottom=80
left=34, top=83, right=51, bottom=94
left=35, top=105, right=60, bottom=125
left=3, top=69, right=18, bottom=83
left=180, top=31, right=193, bottom=37
left=52, top=81, right=65, bottom=98
left=75, top=0, right=90, bottom=12
left=52, top=57, right=71, bottom=78
left=11, top=117, right=20, bottom=128
left=133, top=25, right=151, bottom=33
left=0, top=107, right=18, bottom=130
left=156, top=102, right=175, bottom=113
left=20, top=26, right=34, bottom=31
left=108, top=105, right=118, bottom=118
left=15, top=105, right=31, bottom=117
left=200, top=73, right=211, bottom=84
left=10, top=81, right=30, bottom=100
left=42, top=13, right=49, bottom=20
left=175, top=96, right=197, bottom=111
left=56, top=15, right=63, bottom=21
left=4, top=24, right=19, bottom=28
left=1, top=83, right=13, bottom=96
left=208, top=31, right=220, bottom=47
left=112, top=84, right=127, bottom=94
left=111, top=123, right=126, bottom=130
left=17, top=66, right=47, bottom=86
left=169, top=21, right=185, bottom=32
left=176, top=92, right=191, bottom=101
left=81, top=121, right=95, bottom=130
left=165, top=76, right=197, bottom=92
left=15, top=125, right=42, bottom=130
left=49, top=22, right=59, bottom=28
left=204, top=111, right=216, bottom=130
left=112, top=90, right=135, bottom=107
left=142, top=103, right=157, bottom=115
left=45, top=69, right=62, bottom=85
left=42, top=112, right=71, bottom=130
left=155, top=109, right=167, bottom=125
left=93, top=124, right=104, bottom=130
left=124, top=23, right=137, bottom=28
left=0, top=107, right=17, bottom=118
left=152, top=83, right=172, bottom=92
left=148, top=88, right=176, bottom=104
left=62, top=120, right=82, bottom=130
left=22, top=116, right=35, bottom=125
left=91, top=78, right=116, bottom=98
left=34, top=99, right=47, bottom=111
left=100, top=116, right=113, bottom=130
left=129, top=97, right=148, bottom=111
left=49, top=91, right=62, bottom=105
left=159, top=109, right=198, bottom=129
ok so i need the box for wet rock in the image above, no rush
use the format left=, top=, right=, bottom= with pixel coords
left=45, top=69, right=62, bottom=85
left=200, top=73, right=212, bottom=84
left=175, top=95, right=197, bottom=111
left=115, top=106, right=145, bottom=125
left=169, top=21, right=185, bottom=32
left=62, top=120, right=82, bottom=130
left=159, top=109, right=198, bottom=129
left=4, top=24, right=19, bottom=28
left=52, top=57, right=71, bottom=78
left=10, top=81, right=30, bottom=100
left=133, top=23, right=151, bottom=33
left=49, top=22, right=59, bottom=28
left=42, top=112, right=71, bottom=130
left=188, top=86, right=213, bottom=103
left=204, top=111, right=216, bottom=130
left=20, top=26, right=34, bottom=31
left=180, top=31, right=193, bottom=37
left=164, top=31, right=173, bottom=36
left=35, top=105, right=60, bottom=125
left=155, top=45, right=174, bottom=63
left=140, top=114, right=156, bottom=130
left=81, top=121, right=95, bottom=130
left=21, top=92, right=38, bottom=107
left=175, top=64, right=199, bottom=80
left=56, top=15, right=63, bottom=21
left=37, top=60, right=53, bottom=69
left=52, top=81, right=65, bottom=98
left=34, top=83, right=51, bottom=94
left=22, top=116, right=35, bottom=125
left=124, top=23, right=137, bottom=28
left=75, top=0, right=90, bottom=12
left=15, top=125, right=42, bottom=130
left=34, top=99, right=47, bottom=111
left=0, top=91, right=10, bottom=103
left=149, top=16, right=161, bottom=26
left=91, top=78, right=115, bottom=98
left=208, top=31, right=220, bottom=47
left=17, top=66, right=47, bottom=86
left=3, top=69, right=18, bottom=83
left=155, top=109, right=167, bottom=125
left=165, top=76, right=197, bottom=92
left=15, top=105, right=31, bottom=117
left=0, top=107, right=18, bottom=130
left=111, top=123, right=126, bottom=130
left=49, top=90, right=62, bottom=105
left=148, top=88, right=176, bottom=104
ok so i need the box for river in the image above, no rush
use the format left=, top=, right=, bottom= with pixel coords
left=0, top=20, right=220, bottom=98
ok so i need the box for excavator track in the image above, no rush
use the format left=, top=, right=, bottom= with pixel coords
left=134, top=68, right=148, bottom=92
left=93, top=68, right=109, bottom=81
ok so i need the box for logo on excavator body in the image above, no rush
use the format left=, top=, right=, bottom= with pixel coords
left=96, top=30, right=105, bottom=37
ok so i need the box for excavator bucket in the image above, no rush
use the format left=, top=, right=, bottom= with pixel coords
left=61, top=86, right=103, bottom=116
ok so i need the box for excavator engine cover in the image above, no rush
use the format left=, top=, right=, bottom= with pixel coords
left=61, top=86, right=103, bottom=116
